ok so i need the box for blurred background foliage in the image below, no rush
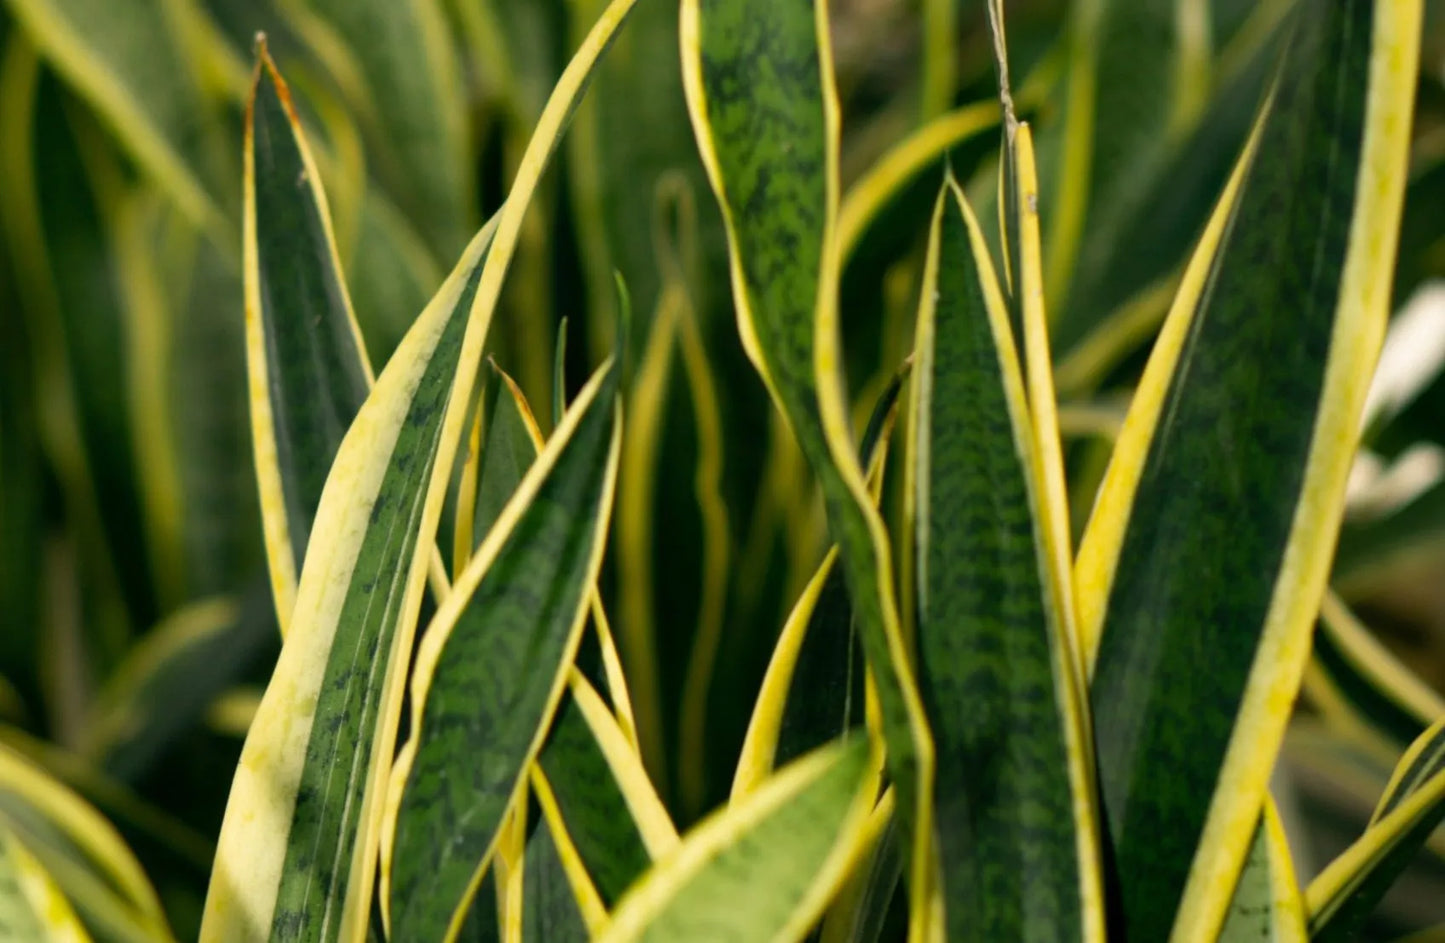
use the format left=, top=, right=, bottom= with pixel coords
left=3, top=0, right=1445, bottom=937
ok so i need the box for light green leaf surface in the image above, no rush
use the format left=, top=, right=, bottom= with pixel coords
left=0, top=824, right=91, bottom=943
left=1217, top=802, right=1307, bottom=942
left=597, top=737, right=875, bottom=943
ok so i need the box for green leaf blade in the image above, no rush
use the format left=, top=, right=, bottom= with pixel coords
left=1083, top=3, right=1421, bottom=938
left=598, top=737, right=875, bottom=943
left=384, top=362, right=621, bottom=942
left=246, top=46, right=372, bottom=626
left=911, top=181, right=1090, bottom=941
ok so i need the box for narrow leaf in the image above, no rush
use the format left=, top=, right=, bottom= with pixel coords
left=244, top=42, right=372, bottom=631
left=0, top=824, right=91, bottom=943
left=1307, top=719, right=1445, bottom=940
left=905, top=177, right=1101, bottom=941
left=382, top=361, right=621, bottom=941
left=681, top=0, right=935, bottom=925
left=1217, top=802, right=1307, bottom=942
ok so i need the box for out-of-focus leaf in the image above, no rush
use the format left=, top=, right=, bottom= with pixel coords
left=0, top=743, right=170, bottom=942
left=1307, top=719, right=1445, bottom=940
left=597, top=737, right=875, bottom=943
left=0, top=823, right=91, bottom=942
left=1217, top=802, right=1308, bottom=942
left=0, top=39, right=148, bottom=644
left=1311, top=592, right=1445, bottom=748
left=6, top=0, right=232, bottom=235
left=905, top=173, right=1101, bottom=941
left=296, top=0, right=470, bottom=256
left=382, top=360, right=620, bottom=941
left=1054, top=0, right=1293, bottom=367
left=681, top=0, right=935, bottom=923
left=243, top=41, right=372, bottom=630
left=80, top=590, right=277, bottom=783
left=1075, top=4, right=1420, bottom=939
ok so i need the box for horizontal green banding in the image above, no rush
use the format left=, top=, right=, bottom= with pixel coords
left=387, top=367, right=618, bottom=941
left=251, top=68, right=370, bottom=570
left=918, top=196, right=1081, bottom=940
left=1088, top=4, right=1372, bottom=939
left=269, top=260, right=485, bottom=938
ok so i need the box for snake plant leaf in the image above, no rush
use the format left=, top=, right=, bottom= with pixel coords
left=0, top=744, right=167, bottom=938
left=1311, top=592, right=1445, bottom=748
left=1217, top=802, right=1307, bottom=943
left=1046, top=0, right=1207, bottom=310
left=731, top=366, right=905, bottom=799
left=5, top=0, right=231, bottom=236
left=0, top=823, right=91, bottom=943
left=1054, top=0, right=1293, bottom=374
left=297, top=0, right=470, bottom=256
left=681, top=0, right=935, bottom=921
left=1075, top=3, right=1421, bottom=939
left=0, top=42, right=154, bottom=632
left=1307, top=718, right=1445, bottom=941
left=382, top=358, right=621, bottom=942
left=597, top=736, right=876, bottom=943
left=521, top=812, right=589, bottom=943
left=534, top=688, right=655, bottom=907
left=244, top=42, right=372, bottom=632
left=818, top=802, right=902, bottom=943
left=200, top=218, right=499, bottom=943
left=81, top=592, right=277, bottom=783
left=209, top=0, right=639, bottom=931
left=905, top=176, right=1102, bottom=942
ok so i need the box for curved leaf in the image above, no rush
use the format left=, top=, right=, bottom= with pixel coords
left=680, top=0, right=935, bottom=927
left=1076, top=4, right=1421, bottom=939
left=0, top=824, right=91, bottom=943
left=1307, top=719, right=1445, bottom=940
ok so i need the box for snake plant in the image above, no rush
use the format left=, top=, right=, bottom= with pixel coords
left=3, top=0, right=1445, bottom=940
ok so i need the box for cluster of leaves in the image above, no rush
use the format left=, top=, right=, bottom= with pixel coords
left=5, top=0, right=1445, bottom=940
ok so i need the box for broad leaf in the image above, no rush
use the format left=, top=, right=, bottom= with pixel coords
left=597, top=737, right=875, bottom=943
left=1076, top=3, right=1420, bottom=939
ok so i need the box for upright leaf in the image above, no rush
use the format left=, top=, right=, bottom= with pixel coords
left=244, top=41, right=372, bottom=631
left=1076, top=4, right=1420, bottom=939
left=382, top=361, right=621, bottom=942
left=905, top=177, right=1101, bottom=941
left=200, top=221, right=499, bottom=943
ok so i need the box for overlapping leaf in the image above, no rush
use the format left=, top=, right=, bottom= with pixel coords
left=382, top=359, right=621, bottom=941
left=1076, top=3, right=1420, bottom=939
